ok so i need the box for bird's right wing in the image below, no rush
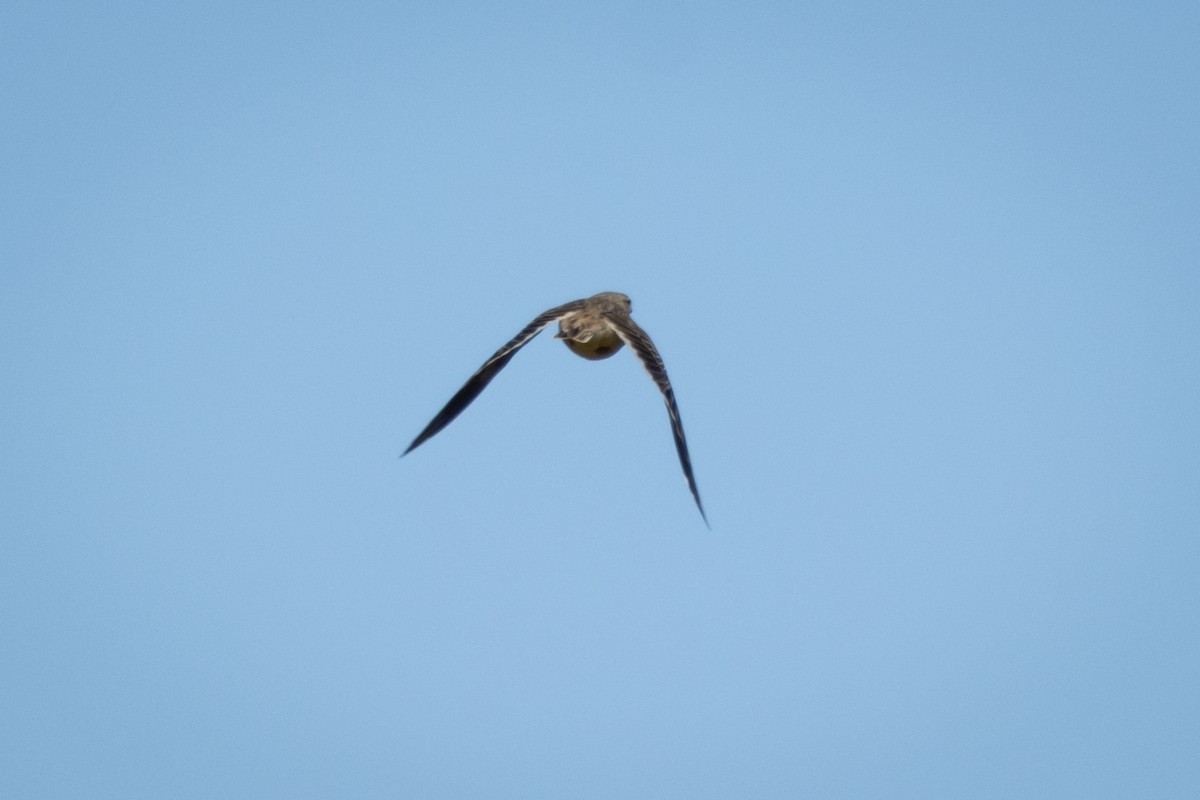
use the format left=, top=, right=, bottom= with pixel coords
left=403, top=299, right=587, bottom=455
left=606, top=314, right=708, bottom=526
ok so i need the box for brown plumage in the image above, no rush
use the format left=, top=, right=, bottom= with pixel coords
left=404, top=292, right=707, bottom=525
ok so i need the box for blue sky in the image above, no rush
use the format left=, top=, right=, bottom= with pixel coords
left=2, top=2, right=1198, bottom=797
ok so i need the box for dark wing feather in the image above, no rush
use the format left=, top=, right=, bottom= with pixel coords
left=607, top=315, right=708, bottom=526
left=403, top=299, right=587, bottom=455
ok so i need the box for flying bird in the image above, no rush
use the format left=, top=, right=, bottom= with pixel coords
left=404, top=291, right=707, bottom=524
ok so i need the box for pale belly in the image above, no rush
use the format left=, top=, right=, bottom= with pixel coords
left=562, top=328, right=624, bottom=360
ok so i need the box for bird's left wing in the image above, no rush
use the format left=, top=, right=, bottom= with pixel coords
left=404, top=299, right=587, bottom=455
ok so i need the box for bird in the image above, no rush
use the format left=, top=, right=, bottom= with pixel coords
left=404, top=291, right=707, bottom=525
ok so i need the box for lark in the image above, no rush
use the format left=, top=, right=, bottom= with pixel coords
left=404, top=292, right=707, bottom=524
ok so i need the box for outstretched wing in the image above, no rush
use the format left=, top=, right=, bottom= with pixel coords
left=606, top=314, right=708, bottom=526
left=404, top=299, right=587, bottom=455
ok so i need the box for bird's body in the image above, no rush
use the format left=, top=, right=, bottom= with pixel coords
left=404, top=291, right=707, bottom=524
left=555, top=291, right=629, bottom=360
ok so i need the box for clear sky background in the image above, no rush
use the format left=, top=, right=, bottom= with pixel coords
left=2, top=2, right=1198, bottom=797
